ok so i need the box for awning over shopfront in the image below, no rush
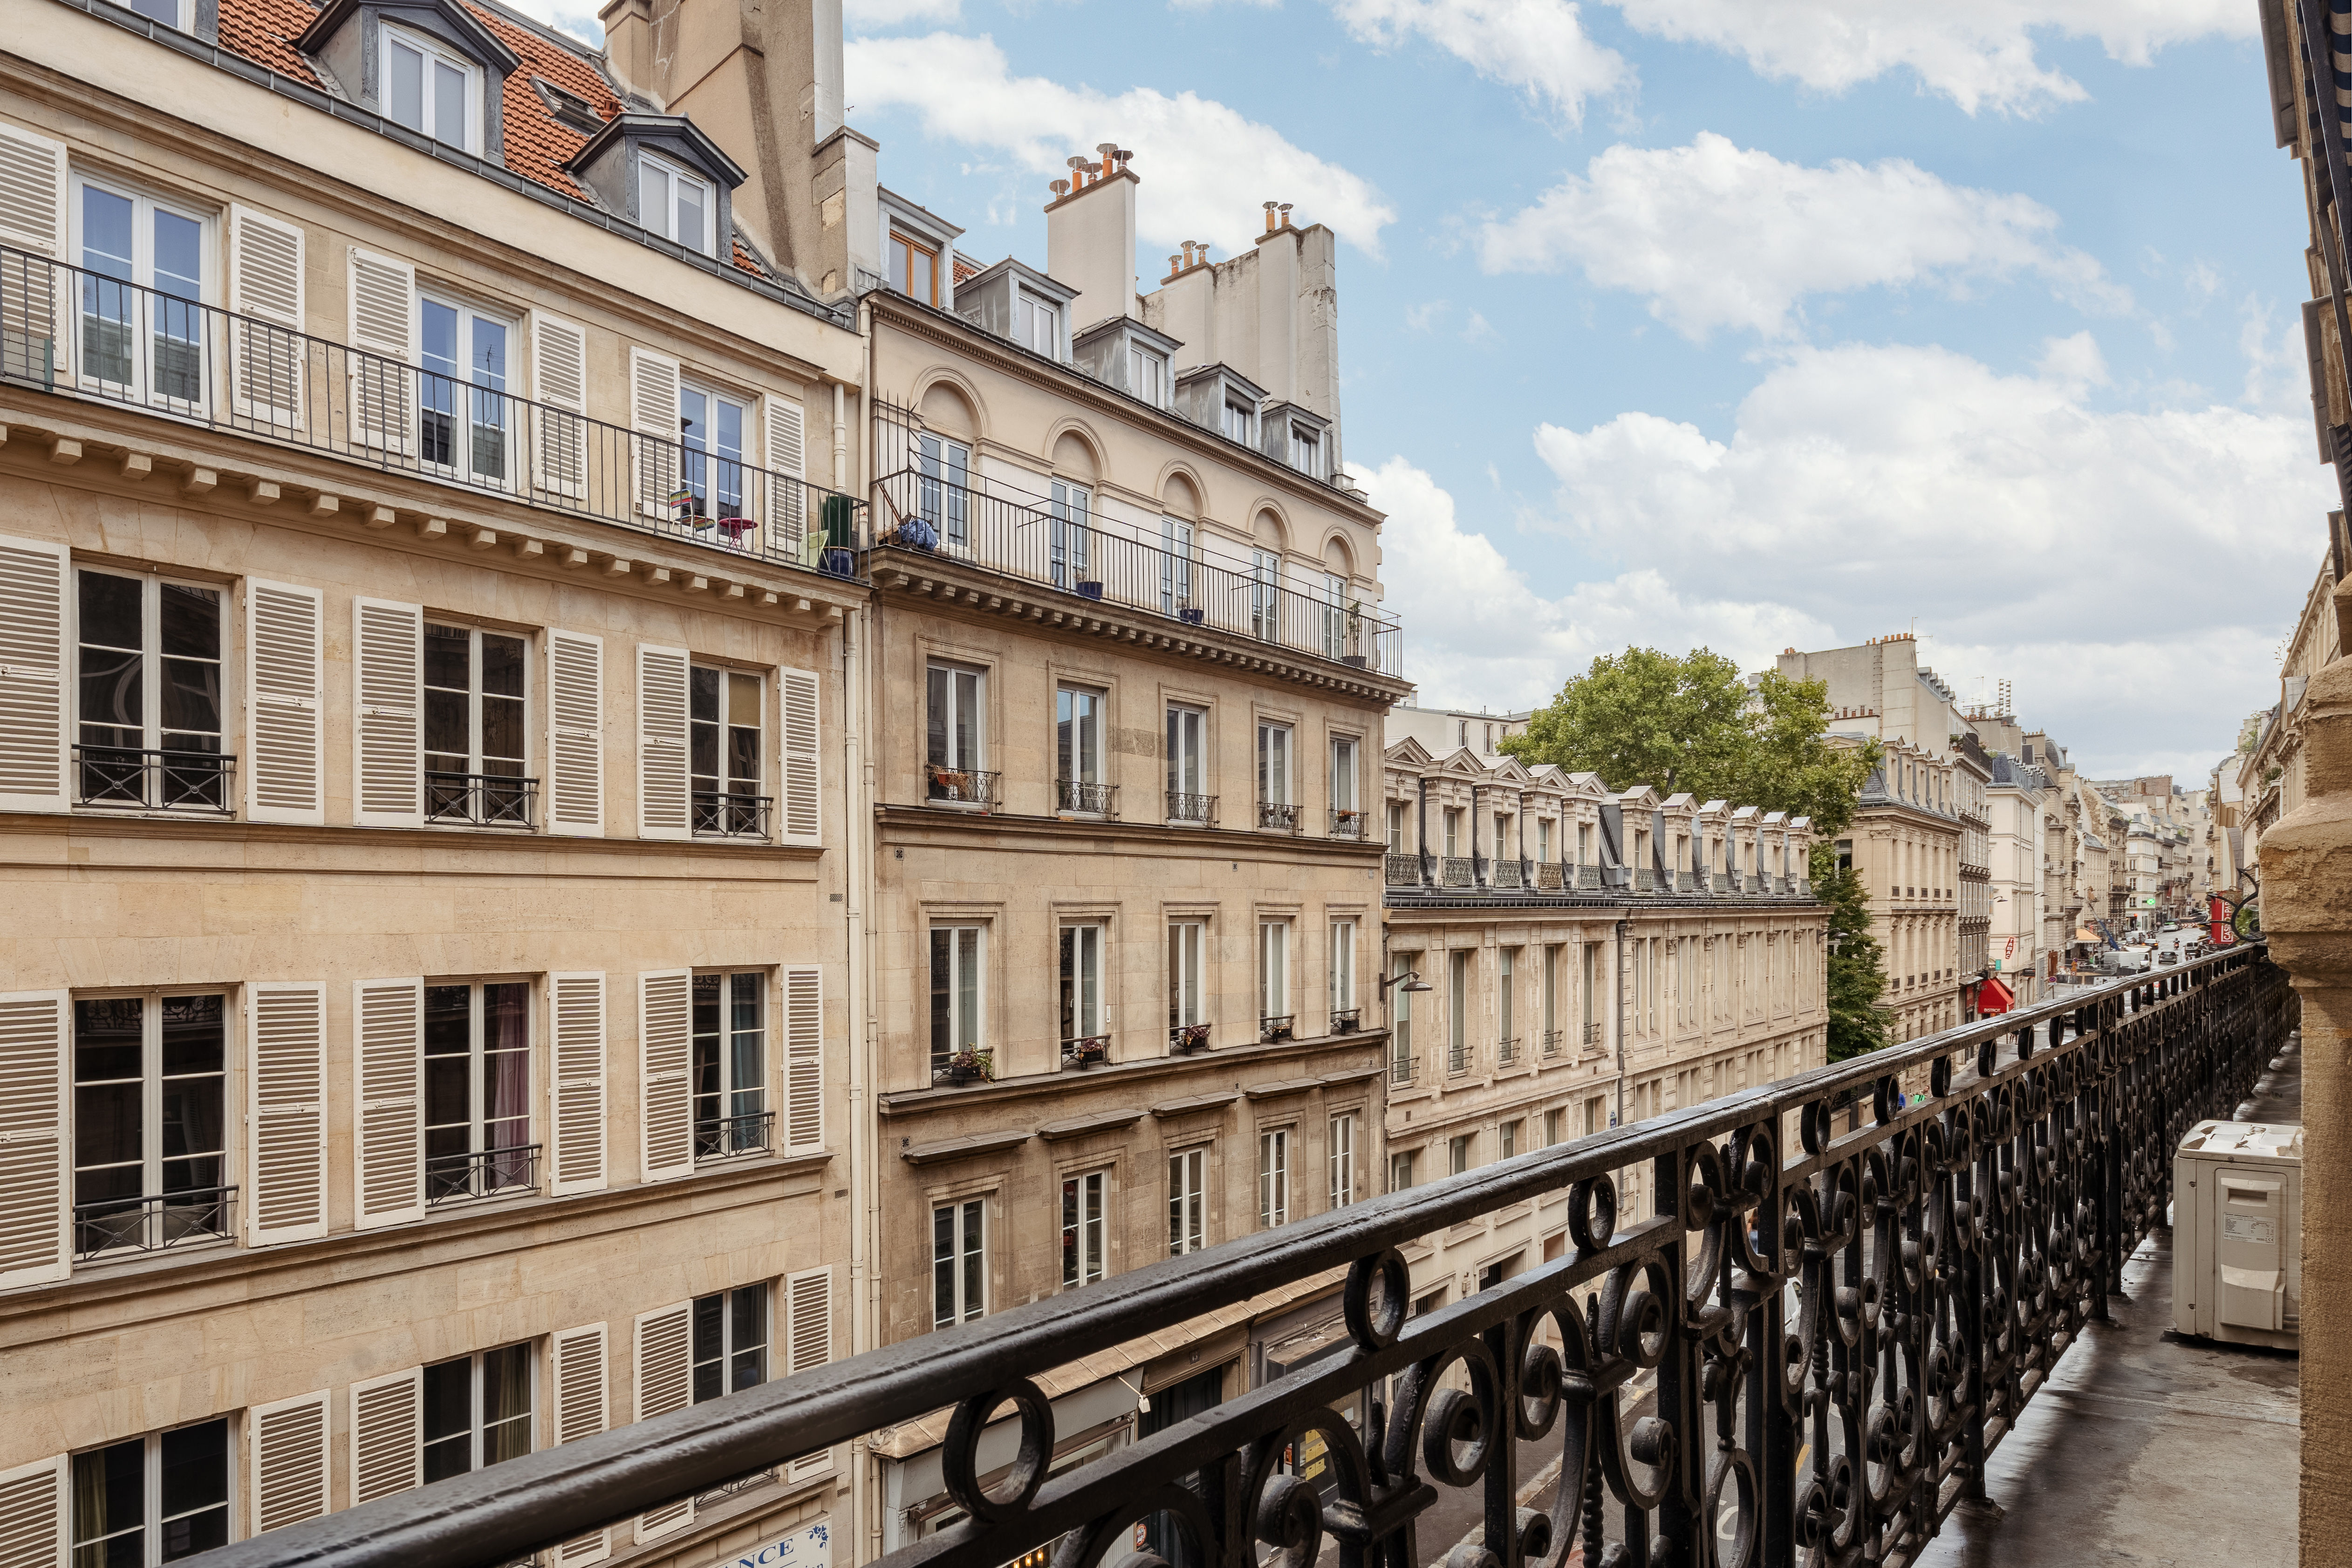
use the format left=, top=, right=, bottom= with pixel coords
left=1976, top=973, right=2016, bottom=1015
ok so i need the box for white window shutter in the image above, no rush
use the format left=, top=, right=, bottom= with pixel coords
left=638, top=970, right=692, bottom=1182
left=550, top=1322, right=613, bottom=1566
left=782, top=966, right=821, bottom=1156
left=248, top=982, right=328, bottom=1246
left=531, top=310, right=590, bottom=500
left=248, top=1389, right=331, bottom=1535
left=545, top=630, right=605, bottom=837
left=353, top=978, right=424, bottom=1229
left=629, top=348, right=681, bottom=520
left=636, top=645, right=690, bottom=841
left=0, top=532, right=68, bottom=814
left=0, top=119, right=67, bottom=369
left=763, top=396, right=807, bottom=562
left=246, top=580, right=324, bottom=826
left=349, top=1365, right=423, bottom=1505
left=548, top=972, right=608, bottom=1196
left=0, top=990, right=68, bottom=1290
left=632, top=1301, right=696, bottom=1542
left=227, top=204, right=306, bottom=428
left=0, top=1454, right=65, bottom=1567
left=777, top=666, right=820, bottom=846
left=783, top=1267, right=834, bottom=1481
left=352, top=598, right=423, bottom=829
left=348, top=247, right=417, bottom=453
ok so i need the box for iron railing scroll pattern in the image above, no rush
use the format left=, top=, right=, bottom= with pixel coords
left=181, top=947, right=2288, bottom=1568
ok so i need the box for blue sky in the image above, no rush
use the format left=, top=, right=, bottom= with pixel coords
left=524, top=0, right=2328, bottom=780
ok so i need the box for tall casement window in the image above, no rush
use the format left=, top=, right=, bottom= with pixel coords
left=1392, top=953, right=1416, bottom=1077
left=1320, top=571, right=1347, bottom=659
left=1328, top=1114, right=1355, bottom=1208
left=1292, top=424, right=1322, bottom=479
left=1222, top=394, right=1256, bottom=445
left=1055, top=685, right=1105, bottom=811
left=1050, top=480, right=1092, bottom=589
left=1159, top=516, right=1195, bottom=613
left=423, top=622, right=527, bottom=826
left=932, top=1199, right=985, bottom=1328
left=1498, top=948, right=1517, bottom=1051
left=1581, top=943, right=1600, bottom=1043
left=423, top=981, right=532, bottom=1201
left=690, top=664, right=765, bottom=835
left=1447, top=949, right=1470, bottom=1072
left=1386, top=801, right=1407, bottom=853
left=69, top=1418, right=231, bottom=1564
left=929, top=925, right=984, bottom=1073
left=1443, top=808, right=1462, bottom=858
left=1328, top=919, right=1356, bottom=1024
left=383, top=25, right=480, bottom=151
left=1129, top=344, right=1169, bottom=407
left=1060, top=924, right=1104, bottom=1049
left=1018, top=288, right=1062, bottom=356
left=889, top=228, right=941, bottom=305
left=691, top=972, right=766, bottom=1158
left=1388, top=1150, right=1416, bottom=1192
left=926, top=662, right=987, bottom=805
left=1542, top=945, right=1561, bottom=1048
left=1258, top=1129, right=1291, bottom=1227
left=1166, top=704, right=1208, bottom=822
left=75, top=177, right=207, bottom=407
left=1538, top=819, right=1553, bottom=861
left=1256, top=722, right=1292, bottom=829
left=1449, top=1134, right=1473, bottom=1176
left=422, top=1343, right=533, bottom=1482
left=1167, top=920, right=1206, bottom=1041
left=71, top=993, right=228, bottom=1260
left=677, top=383, right=748, bottom=516
left=1168, top=1147, right=1207, bottom=1256
left=1060, top=1170, right=1108, bottom=1288
left=1577, top=822, right=1593, bottom=864
left=914, top=433, right=971, bottom=547
left=1330, top=736, right=1360, bottom=830
left=639, top=151, right=715, bottom=255
left=1258, top=919, right=1289, bottom=1026
left=691, top=1283, right=770, bottom=1401
left=1248, top=548, right=1279, bottom=640
left=418, top=294, right=510, bottom=484
left=74, top=569, right=226, bottom=810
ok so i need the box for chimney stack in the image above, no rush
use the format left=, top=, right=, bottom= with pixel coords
left=1046, top=141, right=1142, bottom=327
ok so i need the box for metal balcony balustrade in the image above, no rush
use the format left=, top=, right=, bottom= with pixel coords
left=1388, top=1050, right=1416, bottom=1084
left=1258, top=801, right=1299, bottom=831
left=426, top=771, right=536, bottom=828
left=1446, top=1037, right=1471, bottom=1075
left=1441, top=856, right=1475, bottom=888
left=1166, top=791, right=1217, bottom=826
left=72, top=745, right=235, bottom=812
left=691, top=789, right=772, bottom=837
left=425, top=1145, right=539, bottom=1206
left=1492, top=858, right=1525, bottom=890
left=1583, top=1020, right=1605, bottom=1047
left=1329, top=1008, right=1362, bottom=1034
left=72, top=1185, right=235, bottom=1261
left=1496, top=1035, right=1518, bottom=1066
left=1056, top=779, right=1115, bottom=814
left=691, top=1109, right=773, bottom=1160
left=1385, top=852, right=1423, bottom=886
left=0, top=246, right=867, bottom=579
left=1328, top=808, right=1367, bottom=839
left=185, top=946, right=2290, bottom=1568
left=926, top=767, right=998, bottom=810
left=1259, top=1013, right=1296, bottom=1043
left=1541, top=1027, right=1564, bottom=1056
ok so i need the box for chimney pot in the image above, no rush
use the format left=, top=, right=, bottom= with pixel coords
left=1169, top=254, right=1181, bottom=276
left=1263, top=201, right=1278, bottom=233
left=1279, top=203, right=1294, bottom=228
left=1096, top=141, right=1119, bottom=163
left=1051, top=178, right=1070, bottom=198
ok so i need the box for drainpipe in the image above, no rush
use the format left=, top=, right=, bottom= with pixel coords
left=1416, top=775, right=1430, bottom=882
left=1469, top=782, right=1482, bottom=886
left=848, top=295, right=884, bottom=1568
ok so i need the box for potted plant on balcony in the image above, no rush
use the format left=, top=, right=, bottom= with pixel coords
left=1172, top=1022, right=1212, bottom=1053
left=1076, top=579, right=1104, bottom=601
left=936, top=1046, right=993, bottom=1086
left=1064, top=1034, right=1110, bottom=1068
left=1340, top=602, right=1369, bottom=667
left=1175, top=596, right=1205, bottom=627
left=1259, top=1015, right=1294, bottom=1044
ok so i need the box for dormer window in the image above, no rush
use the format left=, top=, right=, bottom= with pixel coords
left=890, top=230, right=940, bottom=305
left=1291, top=424, right=1321, bottom=478
left=1223, top=396, right=1255, bottom=444
left=124, top=0, right=191, bottom=29
left=640, top=152, right=714, bottom=255
left=1130, top=345, right=1168, bottom=407
left=1016, top=288, right=1061, bottom=356
left=385, top=24, right=480, bottom=152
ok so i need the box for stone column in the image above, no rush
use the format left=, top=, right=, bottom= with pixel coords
left=2264, top=627, right=2352, bottom=1564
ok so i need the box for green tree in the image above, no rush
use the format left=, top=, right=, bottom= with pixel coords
left=1815, top=841, right=1890, bottom=1063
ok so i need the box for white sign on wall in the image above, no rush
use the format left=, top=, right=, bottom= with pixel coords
left=712, top=1518, right=831, bottom=1568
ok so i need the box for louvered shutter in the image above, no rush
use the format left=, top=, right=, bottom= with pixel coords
left=763, top=396, right=807, bottom=562
left=636, top=645, right=690, bottom=841
left=348, top=248, right=416, bottom=453
left=777, top=666, right=820, bottom=846
left=349, top=1366, right=423, bottom=1505
left=246, top=580, right=323, bottom=826
left=0, top=990, right=67, bottom=1290
left=532, top=310, right=590, bottom=500
left=546, top=630, right=605, bottom=837
left=248, top=982, right=328, bottom=1246
left=783, top=967, right=821, bottom=1156
left=247, top=1390, right=331, bottom=1535
left=549, top=972, right=608, bottom=1196
left=227, top=205, right=306, bottom=429
left=632, top=1302, right=695, bottom=1542
left=352, top=599, right=423, bottom=829
left=0, top=532, right=67, bottom=814
left=784, top=1267, right=834, bottom=1481
left=0, top=118, right=66, bottom=387
left=629, top=349, right=681, bottom=520
left=550, top=1323, right=612, bottom=1567
left=0, top=1454, right=64, bottom=1567
left=353, top=979, right=424, bottom=1229
left=638, top=970, right=692, bottom=1182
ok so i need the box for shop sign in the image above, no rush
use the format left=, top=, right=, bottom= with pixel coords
left=715, top=1519, right=829, bottom=1568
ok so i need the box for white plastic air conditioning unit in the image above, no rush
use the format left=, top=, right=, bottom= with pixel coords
left=2174, top=1119, right=2301, bottom=1350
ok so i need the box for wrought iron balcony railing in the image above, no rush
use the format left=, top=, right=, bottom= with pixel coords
left=1541, top=1027, right=1564, bottom=1056
left=1329, top=1007, right=1361, bottom=1034
left=1166, top=791, right=1217, bottom=826
left=1440, top=855, right=1474, bottom=887
left=1327, top=808, right=1367, bottom=839
left=1633, top=866, right=1656, bottom=890
left=0, top=246, right=866, bottom=578
left=692, top=1109, right=773, bottom=1160
left=1056, top=778, right=1116, bottom=814
left=1446, top=1037, right=1471, bottom=1074
left=427, top=771, right=536, bottom=828
left=72, top=1185, right=234, bottom=1261
left=1583, top=1020, right=1604, bottom=1047
left=926, top=767, right=998, bottom=810
left=1060, top=1034, right=1111, bottom=1068
left=1385, top=852, right=1423, bottom=886
left=182, top=949, right=2287, bottom=1568
left=425, top=1145, right=540, bottom=1206
left=1492, top=858, right=1525, bottom=890
left=1496, top=1034, right=1518, bottom=1067
left=691, top=789, right=772, bottom=837
left=1169, top=1021, right=1213, bottom=1053
left=1257, top=801, right=1299, bottom=831
left=1535, top=861, right=1565, bottom=890
left=1388, top=1050, right=1415, bottom=1084
left=1259, top=1013, right=1295, bottom=1043
left=1576, top=863, right=1604, bottom=889
left=73, top=745, right=235, bottom=812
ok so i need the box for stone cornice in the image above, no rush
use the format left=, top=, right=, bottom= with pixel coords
left=875, top=801, right=1383, bottom=860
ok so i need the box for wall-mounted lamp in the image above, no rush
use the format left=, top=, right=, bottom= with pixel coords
left=1379, top=970, right=1433, bottom=1000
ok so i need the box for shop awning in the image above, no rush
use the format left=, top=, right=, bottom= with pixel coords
left=1977, top=973, right=2016, bottom=1015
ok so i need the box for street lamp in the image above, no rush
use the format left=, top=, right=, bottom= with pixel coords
left=1378, top=970, right=1433, bottom=1000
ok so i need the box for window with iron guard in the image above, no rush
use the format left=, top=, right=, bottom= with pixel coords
left=69, top=1417, right=231, bottom=1564
left=692, top=972, right=769, bottom=1157
left=74, top=568, right=228, bottom=811
left=424, top=981, right=534, bottom=1202
left=70, top=992, right=230, bottom=1260
left=424, top=622, right=530, bottom=826
left=691, top=664, right=768, bottom=835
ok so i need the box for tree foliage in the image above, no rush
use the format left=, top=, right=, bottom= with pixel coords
left=1815, top=841, right=1890, bottom=1063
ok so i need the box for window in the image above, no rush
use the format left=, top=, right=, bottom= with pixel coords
left=691, top=664, right=765, bottom=834
left=423, top=982, right=533, bottom=1199
left=1328, top=919, right=1355, bottom=1022
left=69, top=1418, right=230, bottom=1565
left=1017, top=288, right=1061, bottom=356
left=1447, top=949, right=1470, bottom=1071
left=637, top=151, right=714, bottom=254
left=1392, top=953, right=1415, bottom=1074
left=691, top=1283, right=770, bottom=1400
left=1584, top=1096, right=1605, bottom=1136
left=933, top=1199, right=985, bottom=1327
left=1054, top=685, right=1104, bottom=808
left=1582, top=944, right=1600, bottom=1042
left=930, top=926, right=984, bottom=1072
left=1060, top=925, right=1104, bottom=1046
left=1500, top=1120, right=1520, bottom=1159
left=384, top=25, right=479, bottom=151
left=1456, top=719, right=1468, bottom=748
left=1166, top=704, right=1207, bottom=818
left=926, top=662, right=985, bottom=806
left=1249, top=549, right=1280, bottom=640
left=73, top=569, right=225, bottom=810
left=1168, top=921, right=1205, bottom=1034
left=1223, top=395, right=1255, bottom=444
left=1050, top=480, right=1092, bottom=589
left=70, top=993, right=228, bottom=1259
left=1320, top=572, right=1348, bottom=659
left=691, top=972, right=767, bottom=1157
left=1258, top=1129, right=1291, bottom=1226
left=422, top=1343, right=533, bottom=1482
left=418, top=295, right=510, bottom=483
left=1498, top=948, right=1516, bottom=1047
left=1061, top=1171, right=1107, bottom=1288
left=914, top=433, right=970, bottom=547
left=889, top=228, right=940, bottom=305
left=1168, top=1148, right=1207, bottom=1255
left=1544, top=1108, right=1565, bottom=1145
left=1328, top=1114, right=1355, bottom=1207
left=423, top=623, right=527, bottom=825
left=1386, top=800, right=1407, bottom=853
left=75, top=179, right=206, bottom=405
left=1448, top=1134, right=1473, bottom=1176
left=1129, top=344, right=1169, bottom=407
left=1443, top=808, right=1462, bottom=858
left=121, top=0, right=189, bottom=28
left=1538, top=819, right=1552, bottom=861
left=1542, top=945, right=1560, bottom=1045
left=678, top=383, right=747, bottom=516
left=1259, top=919, right=1289, bottom=1023
left=1257, top=722, right=1292, bottom=810
left=1291, top=424, right=1321, bottom=478
left=1389, top=1150, right=1416, bottom=1192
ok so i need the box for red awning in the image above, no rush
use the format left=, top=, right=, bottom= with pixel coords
left=1976, top=973, right=2016, bottom=1015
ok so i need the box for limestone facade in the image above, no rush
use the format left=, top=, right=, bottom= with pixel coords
left=1835, top=740, right=1962, bottom=1040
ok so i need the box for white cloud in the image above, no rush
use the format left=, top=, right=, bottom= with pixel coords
left=1606, top=0, right=2252, bottom=116
left=1329, top=0, right=1629, bottom=125
left=2240, top=296, right=2312, bottom=418
left=842, top=33, right=1396, bottom=257
left=482, top=0, right=600, bottom=42
left=845, top=0, right=961, bottom=27
left=1477, top=133, right=2126, bottom=339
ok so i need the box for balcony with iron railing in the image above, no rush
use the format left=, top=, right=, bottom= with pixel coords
left=0, top=246, right=868, bottom=579
left=73, top=1185, right=235, bottom=1262
left=73, top=745, right=236, bottom=813
left=428, top=771, right=536, bottom=829
left=1166, top=791, right=1217, bottom=827
left=691, top=790, right=772, bottom=838
left=692, top=1109, right=773, bottom=1161
left=425, top=1145, right=540, bottom=1206
left=180, top=949, right=2295, bottom=1568
left=1541, top=1027, right=1564, bottom=1056
left=1257, top=801, right=1299, bottom=832
left=1056, top=779, right=1116, bottom=814
left=1328, top=808, right=1367, bottom=840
